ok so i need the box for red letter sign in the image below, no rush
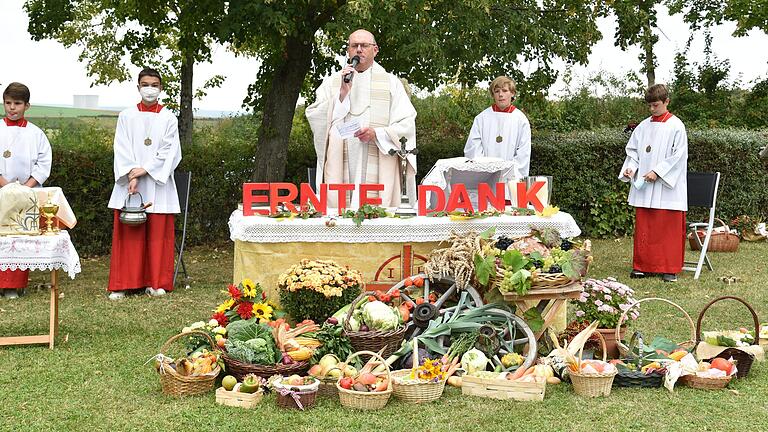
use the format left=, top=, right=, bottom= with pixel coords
left=300, top=183, right=327, bottom=214
left=478, top=183, right=506, bottom=212
left=359, top=184, right=384, bottom=207
left=517, top=181, right=545, bottom=212
left=418, top=185, right=446, bottom=216
left=243, top=183, right=270, bottom=216
left=445, top=184, right=474, bottom=213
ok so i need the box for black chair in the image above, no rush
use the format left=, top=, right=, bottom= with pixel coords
left=683, top=172, right=720, bottom=279
left=173, top=171, right=191, bottom=288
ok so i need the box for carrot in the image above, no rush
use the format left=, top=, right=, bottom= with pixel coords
left=508, top=366, right=527, bottom=381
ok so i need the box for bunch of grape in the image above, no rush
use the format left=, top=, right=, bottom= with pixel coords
left=529, top=259, right=544, bottom=269
left=495, top=236, right=515, bottom=251
left=560, top=239, right=573, bottom=251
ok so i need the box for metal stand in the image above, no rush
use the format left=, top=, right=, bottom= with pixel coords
left=389, top=137, right=418, bottom=218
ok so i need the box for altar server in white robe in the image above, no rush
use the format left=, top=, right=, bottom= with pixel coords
left=106, top=68, right=181, bottom=300
left=464, top=76, right=531, bottom=179
left=619, top=84, right=688, bottom=283
left=306, top=29, right=417, bottom=210
left=0, top=82, right=52, bottom=299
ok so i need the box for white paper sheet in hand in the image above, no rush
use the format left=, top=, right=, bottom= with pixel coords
left=633, top=176, right=646, bottom=190
left=336, top=119, right=362, bottom=139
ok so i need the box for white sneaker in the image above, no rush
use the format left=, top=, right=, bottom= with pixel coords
left=3, top=289, right=19, bottom=299
left=108, top=291, right=125, bottom=301
left=145, top=287, right=167, bottom=297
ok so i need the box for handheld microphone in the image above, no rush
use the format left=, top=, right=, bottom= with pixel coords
left=344, top=56, right=360, bottom=83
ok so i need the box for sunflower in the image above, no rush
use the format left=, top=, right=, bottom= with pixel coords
left=242, top=283, right=258, bottom=298
left=215, top=298, right=235, bottom=314
left=252, top=302, right=274, bottom=322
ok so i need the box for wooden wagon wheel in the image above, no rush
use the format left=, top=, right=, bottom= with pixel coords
left=385, top=274, right=537, bottom=371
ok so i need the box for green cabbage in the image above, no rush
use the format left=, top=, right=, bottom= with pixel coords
left=461, top=348, right=489, bottom=374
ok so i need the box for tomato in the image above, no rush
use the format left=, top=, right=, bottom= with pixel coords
left=391, top=289, right=401, bottom=297
left=399, top=304, right=410, bottom=322
left=367, top=295, right=377, bottom=302
left=416, top=297, right=425, bottom=305
left=413, top=276, right=424, bottom=287
left=428, top=293, right=437, bottom=303
left=404, top=278, right=413, bottom=287
left=380, top=294, right=391, bottom=303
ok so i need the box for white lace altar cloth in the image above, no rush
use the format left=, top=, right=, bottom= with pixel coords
left=229, top=210, right=581, bottom=244
left=0, top=231, right=82, bottom=278
left=421, top=157, right=519, bottom=190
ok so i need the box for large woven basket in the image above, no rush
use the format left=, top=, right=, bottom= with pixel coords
left=221, top=354, right=309, bottom=380
left=569, top=331, right=617, bottom=398
left=695, top=296, right=760, bottom=378
left=344, top=291, right=407, bottom=359
left=336, top=351, right=393, bottom=410
left=158, top=331, right=220, bottom=397
left=688, top=218, right=739, bottom=252
left=615, top=297, right=696, bottom=358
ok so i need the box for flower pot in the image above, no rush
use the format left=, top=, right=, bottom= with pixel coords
left=596, top=327, right=625, bottom=360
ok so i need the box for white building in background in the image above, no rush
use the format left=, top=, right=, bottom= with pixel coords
left=73, top=94, right=99, bottom=109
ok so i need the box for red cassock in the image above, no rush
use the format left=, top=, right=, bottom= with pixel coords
left=107, top=210, right=175, bottom=292
left=633, top=207, right=686, bottom=274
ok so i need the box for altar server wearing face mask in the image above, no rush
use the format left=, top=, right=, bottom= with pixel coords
left=106, top=68, right=182, bottom=301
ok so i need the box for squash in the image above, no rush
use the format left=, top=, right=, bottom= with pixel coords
left=532, top=364, right=554, bottom=378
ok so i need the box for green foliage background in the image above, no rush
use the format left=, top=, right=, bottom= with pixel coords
left=41, top=86, right=768, bottom=256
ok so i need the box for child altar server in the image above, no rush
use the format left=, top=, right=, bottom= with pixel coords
left=106, top=68, right=181, bottom=300
left=464, top=76, right=531, bottom=179
left=619, top=84, right=688, bottom=282
left=0, top=82, right=52, bottom=299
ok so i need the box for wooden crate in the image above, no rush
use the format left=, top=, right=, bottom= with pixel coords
left=461, top=376, right=546, bottom=401
left=215, top=386, right=263, bottom=409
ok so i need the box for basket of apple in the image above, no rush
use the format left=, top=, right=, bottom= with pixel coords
left=272, top=375, right=320, bottom=410
left=308, top=354, right=357, bottom=397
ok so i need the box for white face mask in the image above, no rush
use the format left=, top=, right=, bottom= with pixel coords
left=139, top=86, right=161, bottom=103
left=6, top=112, right=21, bottom=121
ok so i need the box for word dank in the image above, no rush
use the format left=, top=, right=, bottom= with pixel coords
left=242, top=182, right=548, bottom=216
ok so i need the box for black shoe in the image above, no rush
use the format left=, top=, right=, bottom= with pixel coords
left=630, top=270, right=645, bottom=279
left=662, top=273, right=678, bottom=283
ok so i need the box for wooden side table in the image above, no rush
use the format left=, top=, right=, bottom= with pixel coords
left=0, top=231, right=81, bottom=349
left=503, top=283, right=583, bottom=342
left=0, top=270, right=59, bottom=348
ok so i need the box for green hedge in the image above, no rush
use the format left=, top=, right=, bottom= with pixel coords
left=41, top=115, right=768, bottom=256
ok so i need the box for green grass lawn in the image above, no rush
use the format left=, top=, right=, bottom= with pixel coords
left=1, top=238, right=767, bottom=432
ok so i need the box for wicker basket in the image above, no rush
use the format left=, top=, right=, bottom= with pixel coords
left=317, top=377, right=339, bottom=397
left=274, top=378, right=319, bottom=410
left=679, top=374, right=732, bottom=389
left=613, top=332, right=666, bottom=388
left=695, top=296, right=760, bottom=378
left=221, top=354, right=309, bottom=380
left=157, top=331, right=220, bottom=397
left=336, top=351, right=393, bottom=410
left=391, top=370, right=447, bottom=404
left=569, top=331, right=617, bottom=398
left=488, top=241, right=591, bottom=292
left=615, top=297, right=696, bottom=358
left=688, top=218, right=739, bottom=252
left=344, top=291, right=407, bottom=359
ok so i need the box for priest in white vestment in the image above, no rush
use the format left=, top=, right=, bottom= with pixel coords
left=464, top=76, right=531, bottom=179
left=619, top=84, right=688, bottom=282
left=306, top=29, right=417, bottom=210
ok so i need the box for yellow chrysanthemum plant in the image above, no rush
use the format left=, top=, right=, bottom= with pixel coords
left=211, top=278, right=284, bottom=328
left=277, top=259, right=363, bottom=323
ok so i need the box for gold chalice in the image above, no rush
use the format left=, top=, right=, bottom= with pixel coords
left=40, top=199, right=60, bottom=235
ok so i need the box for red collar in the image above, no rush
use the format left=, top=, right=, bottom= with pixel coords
left=651, top=112, right=673, bottom=122
left=492, top=104, right=516, bottom=113
left=137, top=102, right=163, bottom=113
left=3, top=117, right=28, bottom=127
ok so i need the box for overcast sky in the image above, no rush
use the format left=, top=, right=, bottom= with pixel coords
left=1, top=0, right=767, bottom=112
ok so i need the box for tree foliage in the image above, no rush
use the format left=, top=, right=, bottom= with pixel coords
left=668, top=0, right=768, bottom=35
left=24, top=0, right=226, bottom=144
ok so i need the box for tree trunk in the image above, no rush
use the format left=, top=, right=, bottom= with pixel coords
left=178, top=50, right=194, bottom=147
left=251, top=37, right=314, bottom=183
left=644, top=40, right=656, bottom=87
